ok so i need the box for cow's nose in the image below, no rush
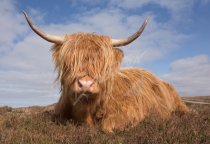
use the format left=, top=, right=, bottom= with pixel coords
left=78, top=79, right=94, bottom=91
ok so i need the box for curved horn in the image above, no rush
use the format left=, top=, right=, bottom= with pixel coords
left=111, top=17, right=150, bottom=47
left=23, top=11, right=64, bottom=44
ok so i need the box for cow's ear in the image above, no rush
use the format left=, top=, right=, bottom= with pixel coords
left=113, top=48, right=124, bottom=65
left=114, top=48, right=124, bottom=61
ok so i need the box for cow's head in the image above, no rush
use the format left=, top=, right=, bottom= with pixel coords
left=23, top=12, right=149, bottom=102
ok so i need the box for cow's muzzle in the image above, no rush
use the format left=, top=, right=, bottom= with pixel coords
left=74, top=75, right=99, bottom=94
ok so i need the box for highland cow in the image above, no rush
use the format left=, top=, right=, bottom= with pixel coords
left=23, top=12, right=189, bottom=132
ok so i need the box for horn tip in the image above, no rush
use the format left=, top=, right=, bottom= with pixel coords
left=22, top=11, right=29, bottom=19
left=22, top=10, right=26, bottom=15
left=146, top=16, right=151, bottom=23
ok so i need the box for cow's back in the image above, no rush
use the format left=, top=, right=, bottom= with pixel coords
left=99, top=68, right=188, bottom=132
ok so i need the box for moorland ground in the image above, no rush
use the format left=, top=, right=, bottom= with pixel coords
left=0, top=96, right=209, bottom=144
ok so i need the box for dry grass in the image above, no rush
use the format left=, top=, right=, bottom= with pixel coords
left=0, top=96, right=210, bottom=144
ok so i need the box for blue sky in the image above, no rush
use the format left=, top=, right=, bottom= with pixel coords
left=0, top=0, right=210, bottom=107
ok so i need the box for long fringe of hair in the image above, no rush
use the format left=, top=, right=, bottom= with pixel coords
left=51, top=33, right=119, bottom=95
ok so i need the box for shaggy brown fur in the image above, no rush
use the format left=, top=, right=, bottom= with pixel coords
left=97, top=68, right=189, bottom=132
left=52, top=33, right=120, bottom=125
left=51, top=33, right=188, bottom=132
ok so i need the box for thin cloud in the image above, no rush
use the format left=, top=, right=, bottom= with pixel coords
left=108, top=0, right=194, bottom=15
left=0, top=0, right=26, bottom=54
left=162, top=55, right=210, bottom=96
